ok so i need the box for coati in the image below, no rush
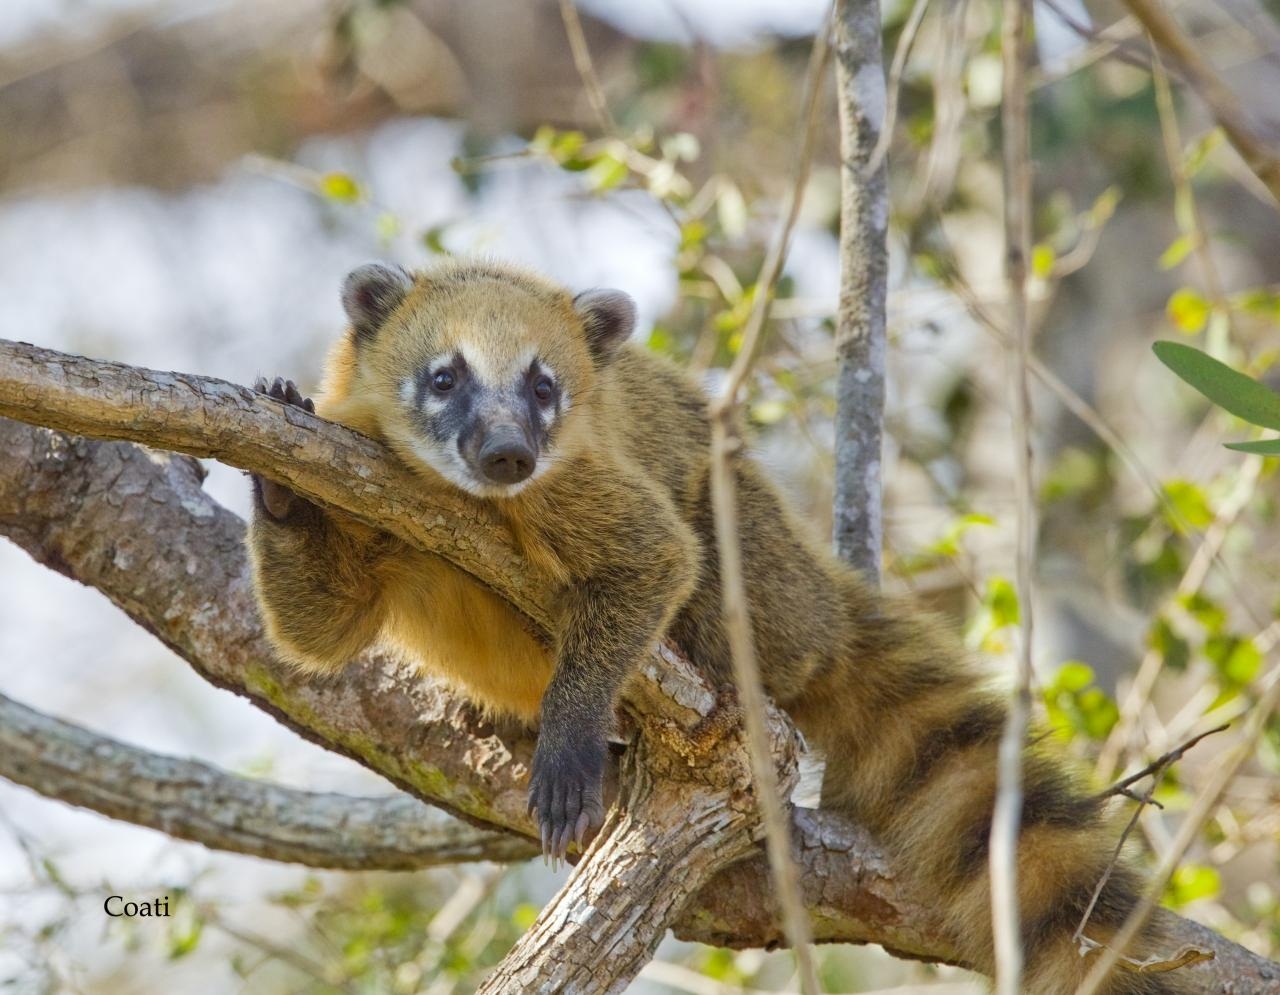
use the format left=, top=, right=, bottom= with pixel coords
left=248, top=258, right=1192, bottom=995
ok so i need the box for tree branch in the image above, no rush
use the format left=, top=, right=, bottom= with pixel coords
left=990, top=0, right=1035, bottom=990
left=0, top=689, right=535, bottom=870
left=833, top=0, right=889, bottom=580
left=1120, top=0, right=1280, bottom=207
left=0, top=345, right=1276, bottom=992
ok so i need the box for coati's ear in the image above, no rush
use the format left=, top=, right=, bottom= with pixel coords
left=342, top=263, right=414, bottom=343
left=573, top=289, right=636, bottom=363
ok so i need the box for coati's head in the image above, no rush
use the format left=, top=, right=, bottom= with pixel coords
left=331, top=259, right=636, bottom=499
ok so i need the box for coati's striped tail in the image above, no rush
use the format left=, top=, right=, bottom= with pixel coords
left=788, top=582, right=1195, bottom=995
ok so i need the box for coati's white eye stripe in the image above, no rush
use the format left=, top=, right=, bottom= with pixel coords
left=460, top=344, right=537, bottom=388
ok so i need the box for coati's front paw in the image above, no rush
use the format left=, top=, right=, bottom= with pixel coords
left=527, top=734, right=607, bottom=866
left=251, top=377, right=316, bottom=522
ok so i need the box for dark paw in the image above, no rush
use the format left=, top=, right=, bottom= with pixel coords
left=527, top=735, right=607, bottom=868
left=251, top=377, right=316, bottom=522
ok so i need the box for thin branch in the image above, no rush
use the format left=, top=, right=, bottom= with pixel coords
left=1150, top=45, right=1234, bottom=334
left=1074, top=661, right=1280, bottom=995
left=708, top=422, right=820, bottom=994
left=1119, top=0, right=1280, bottom=207
left=1074, top=723, right=1228, bottom=947
left=717, top=14, right=833, bottom=400
left=866, top=0, right=932, bottom=175
left=557, top=0, right=618, bottom=136
left=1094, top=723, right=1229, bottom=803
left=0, top=689, right=535, bottom=869
left=989, top=0, right=1034, bottom=991
left=200, top=904, right=361, bottom=995
left=705, top=14, right=835, bottom=993
left=1035, top=0, right=1152, bottom=76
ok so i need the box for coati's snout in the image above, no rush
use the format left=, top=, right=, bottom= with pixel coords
left=474, top=425, right=536, bottom=484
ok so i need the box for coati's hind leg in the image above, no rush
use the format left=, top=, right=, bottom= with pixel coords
left=247, top=376, right=397, bottom=673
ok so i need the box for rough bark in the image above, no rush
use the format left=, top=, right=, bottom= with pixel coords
left=0, top=690, right=535, bottom=870
left=832, top=0, right=889, bottom=580
left=0, top=349, right=1276, bottom=992
left=478, top=664, right=799, bottom=995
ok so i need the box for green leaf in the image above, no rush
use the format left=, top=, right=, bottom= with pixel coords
left=1042, top=446, right=1104, bottom=503
left=1161, top=479, right=1213, bottom=531
left=319, top=172, right=362, bottom=203
left=586, top=153, right=628, bottom=192
left=1055, top=661, right=1096, bottom=693
left=927, top=512, right=995, bottom=557
left=375, top=211, right=401, bottom=242
left=1086, top=186, right=1122, bottom=228
left=1158, top=234, right=1198, bottom=270
left=1165, top=289, right=1210, bottom=334
left=750, top=399, right=789, bottom=426
left=986, top=576, right=1020, bottom=629
left=1183, top=128, right=1224, bottom=178
left=1031, top=243, right=1056, bottom=279
left=1149, top=616, right=1190, bottom=671
left=1166, top=864, right=1221, bottom=908
left=1180, top=592, right=1227, bottom=634
left=1224, top=438, right=1280, bottom=455
left=422, top=225, right=451, bottom=256
left=1153, top=341, right=1280, bottom=430
left=511, top=903, right=539, bottom=930
left=1206, top=635, right=1262, bottom=685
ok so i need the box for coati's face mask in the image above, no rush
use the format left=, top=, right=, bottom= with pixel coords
left=341, top=263, right=636, bottom=499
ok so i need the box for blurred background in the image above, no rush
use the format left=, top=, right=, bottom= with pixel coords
left=0, top=0, right=1278, bottom=991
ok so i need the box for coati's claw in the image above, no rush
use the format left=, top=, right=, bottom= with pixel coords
left=528, top=735, right=607, bottom=864
left=251, top=375, right=317, bottom=521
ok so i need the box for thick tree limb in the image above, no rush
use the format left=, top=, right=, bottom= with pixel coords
left=0, top=345, right=1276, bottom=992
left=0, top=690, right=535, bottom=870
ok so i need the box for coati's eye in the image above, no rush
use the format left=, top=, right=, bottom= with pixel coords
left=432, top=369, right=456, bottom=392
left=532, top=375, right=554, bottom=404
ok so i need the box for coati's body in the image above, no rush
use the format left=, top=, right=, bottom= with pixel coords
left=249, top=259, right=1191, bottom=995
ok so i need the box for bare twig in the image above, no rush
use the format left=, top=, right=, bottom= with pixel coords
left=989, top=0, right=1034, bottom=991
left=1075, top=661, right=1280, bottom=995
left=833, top=0, right=891, bottom=578
left=706, top=430, right=820, bottom=994
left=1073, top=723, right=1229, bottom=947
left=1150, top=46, right=1233, bottom=334
left=705, top=15, right=835, bottom=993
left=0, top=689, right=535, bottom=869
left=717, top=17, right=833, bottom=400
left=557, top=0, right=618, bottom=136
left=1119, top=0, right=1280, bottom=207
left=1036, top=0, right=1152, bottom=75
left=200, top=904, right=360, bottom=995
left=866, top=0, right=932, bottom=175
left=1094, top=723, right=1229, bottom=803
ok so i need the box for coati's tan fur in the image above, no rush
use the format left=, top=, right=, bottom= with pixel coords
left=248, top=259, right=1192, bottom=995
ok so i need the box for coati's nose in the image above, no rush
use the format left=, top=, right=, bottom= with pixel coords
left=478, top=429, right=536, bottom=485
